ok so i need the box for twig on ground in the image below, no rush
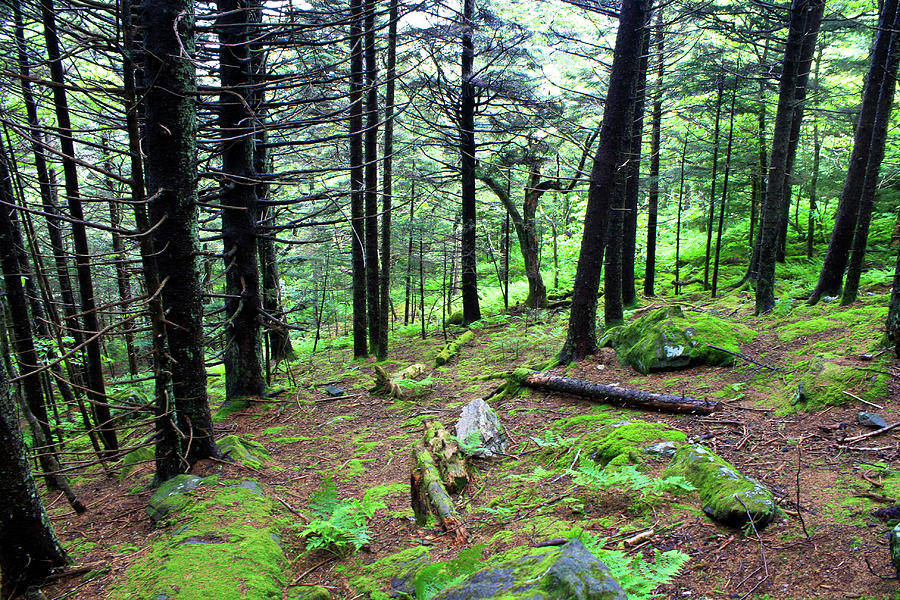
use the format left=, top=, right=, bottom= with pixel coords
left=842, top=390, right=883, bottom=410
left=844, top=422, right=900, bottom=443
left=736, top=496, right=769, bottom=600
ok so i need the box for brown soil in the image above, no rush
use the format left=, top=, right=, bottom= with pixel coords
left=39, top=300, right=900, bottom=600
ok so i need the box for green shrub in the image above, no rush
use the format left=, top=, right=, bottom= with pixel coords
left=300, top=479, right=384, bottom=556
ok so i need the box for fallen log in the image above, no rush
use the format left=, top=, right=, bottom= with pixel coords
left=410, top=442, right=467, bottom=544
left=424, top=421, right=469, bottom=493
left=513, top=370, right=717, bottom=415
left=434, top=330, right=475, bottom=367
left=371, top=363, right=428, bottom=399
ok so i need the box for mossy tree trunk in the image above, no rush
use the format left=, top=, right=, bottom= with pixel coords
left=142, top=0, right=219, bottom=465
left=218, top=0, right=266, bottom=402
left=0, top=356, right=69, bottom=598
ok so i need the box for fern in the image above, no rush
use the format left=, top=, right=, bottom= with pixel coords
left=301, top=479, right=384, bottom=556
left=565, top=526, right=689, bottom=600
left=413, top=545, right=484, bottom=600
left=574, top=461, right=695, bottom=495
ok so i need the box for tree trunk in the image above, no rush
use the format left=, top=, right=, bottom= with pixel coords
left=460, top=0, right=481, bottom=325
left=515, top=371, right=717, bottom=415
left=644, top=11, right=664, bottom=298
left=756, top=0, right=822, bottom=314
left=0, top=356, right=69, bottom=598
left=560, top=0, right=650, bottom=362
left=622, top=28, right=650, bottom=307
left=350, top=0, right=368, bottom=358
left=807, top=47, right=822, bottom=259
left=378, top=0, right=398, bottom=360
left=675, top=136, right=687, bottom=294
left=40, top=0, right=118, bottom=454
left=842, top=9, right=900, bottom=305
left=364, top=0, right=381, bottom=352
left=218, top=0, right=265, bottom=402
left=141, top=0, right=219, bottom=465
left=711, top=75, right=737, bottom=298
left=809, top=0, right=899, bottom=303
left=704, top=73, right=724, bottom=291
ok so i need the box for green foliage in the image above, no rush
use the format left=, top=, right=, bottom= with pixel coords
left=301, top=479, right=385, bottom=556
left=564, top=527, right=689, bottom=600
left=454, top=430, right=489, bottom=456
left=413, top=545, right=485, bottom=600
left=574, top=461, right=696, bottom=496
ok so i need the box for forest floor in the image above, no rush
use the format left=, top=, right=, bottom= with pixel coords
left=40, top=286, right=900, bottom=600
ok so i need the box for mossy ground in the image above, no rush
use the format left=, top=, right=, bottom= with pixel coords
left=42, top=278, right=900, bottom=600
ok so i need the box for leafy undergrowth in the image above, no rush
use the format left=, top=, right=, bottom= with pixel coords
left=42, top=287, right=900, bottom=600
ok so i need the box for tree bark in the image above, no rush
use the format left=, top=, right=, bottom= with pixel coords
left=704, top=73, right=725, bottom=291
left=364, top=0, right=382, bottom=352
left=711, top=75, right=737, bottom=298
left=0, top=356, right=69, bottom=598
left=40, top=0, right=118, bottom=454
left=560, top=0, right=650, bottom=362
left=218, top=0, right=266, bottom=402
left=644, top=11, right=663, bottom=298
left=460, top=0, right=481, bottom=325
left=141, top=0, right=219, bottom=465
left=516, top=371, right=717, bottom=415
left=756, top=0, right=822, bottom=314
left=378, top=0, right=398, bottom=360
left=809, top=0, right=899, bottom=303
left=349, top=0, right=368, bottom=358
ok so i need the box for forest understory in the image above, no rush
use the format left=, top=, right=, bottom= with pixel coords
left=38, top=277, right=900, bottom=600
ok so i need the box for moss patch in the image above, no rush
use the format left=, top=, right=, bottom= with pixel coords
left=600, top=306, right=757, bottom=374
left=788, top=359, right=890, bottom=410
left=582, top=421, right=686, bottom=468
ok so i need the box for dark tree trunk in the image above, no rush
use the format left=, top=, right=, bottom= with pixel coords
left=674, top=136, right=687, bottom=294
left=378, top=0, right=398, bottom=360
left=122, top=0, right=181, bottom=481
left=807, top=47, right=823, bottom=259
left=704, top=73, right=725, bottom=291
left=757, top=0, right=823, bottom=314
left=711, top=75, right=738, bottom=297
left=622, top=28, right=650, bottom=307
left=644, top=10, right=663, bottom=297
left=459, top=0, right=481, bottom=325
left=251, top=6, right=294, bottom=363
left=11, top=4, right=81, bottom=353
left=349, top=0, right=367, bottom=358
left=778, top=0, right=826, bottom=261
left=105, top=172, right=139, bottom=377
left=604, top=169, right=625, bottom=326
left=842, top=9, right=900, bottom=304
left=0, top=356, right=69, bottom=598
left=364, top=0, right=381, bottom=351
left=405, top=180, right=416, bottom=326
left=560, top=0, right=650, bottom=362
left=40, top=0, right=118, bottom=453
left=809, top=0, right=899, bottom=303
left=141, top=0, right=219, bottom=465
left=888, top=243, right=900, bottom=356
left=218, top=0, right=265, bottom=401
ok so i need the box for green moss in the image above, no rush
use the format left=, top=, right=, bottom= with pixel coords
left=218, top=435, right=270, bottom=468
left=271, top=435, right=312, bottom=444
left=600, top=306, right=757, bottom=374
left=120, top=446, right=154, bottom=480
left=583, top=421, right=686, bottom=468
left=262, top=425, right=290, bottom=436
left=113, top=481, right=286, bottom=600
left=788, top=359, right=890, bottom=410
left=343, top=545, right=432, bottom=597
left=339, top=458, right=374, bottom=480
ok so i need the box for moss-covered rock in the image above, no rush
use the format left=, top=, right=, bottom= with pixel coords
left=217, top=434, right=270, bottom=468
left=599, top=306, right=756, bottom=374
left=147, top=474, right=206, bottom=523
left=666, top=444, right=775, bottom=529
left=287, top=586, right=331, bottom=600
left=581, top=421, right=686, bottom=468
left=890, top=523, right=900, bottom=577
left=430, top=539, right=627, bottom=600
left=116, top=480, right=285, bottom=599
left=120, top=446, right=155, bottom=480
left=792, top=359, right=890, bottom=410
left=448, top=311, right=465, bottom=325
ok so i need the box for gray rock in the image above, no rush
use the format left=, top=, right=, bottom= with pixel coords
left=146, top=474, right=205, bottom=524
left=667, top=444, right=776, bottom=529
left=645, top=441, right=678, bottom=458
left=858, top=411, right=888, bottom=429
left=231, top=480, right=264, bottom=495
left=431, top=540, right=627, bottom=600
left=455, top=398, right=506, bottom=458
left=325, top=384, right=345, bottom=396
left=891, top=523, right=900, bottom=577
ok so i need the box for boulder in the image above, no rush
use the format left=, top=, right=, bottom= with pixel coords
left=455, top=398, right=506, bottom=458
left=599, top=306, right=756, bottom=374
left=146, top=474, right=205, bottom=523
left=857, top=411, right=888, bottom=429
left=666, top=444, right=776, bottom=529
left=793, top=359, right=889, bottom=410
left=645, top=441, right=678, bottom=459
left=217, top=435, right=270, bottom=468
left=431, top=539, right=627, bottom=600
